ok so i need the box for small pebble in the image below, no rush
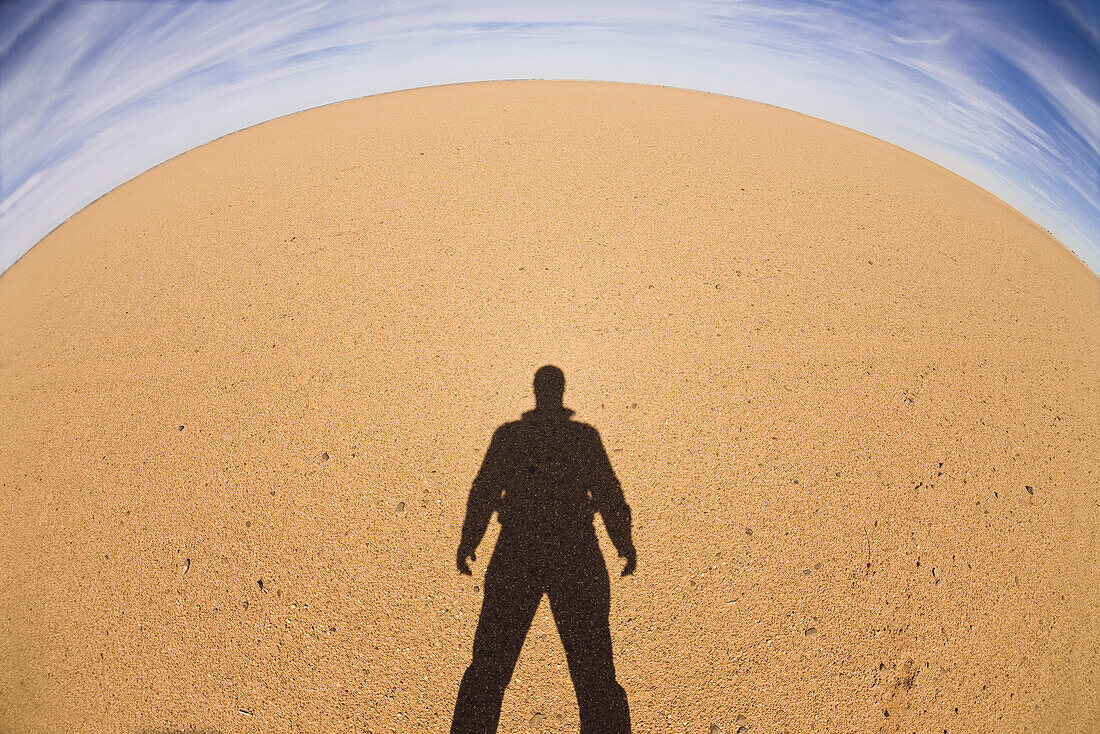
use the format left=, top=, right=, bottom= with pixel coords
left=744, top=527, right=753, bottom=536
left=321, top=452, right=330, bottom=461
left=396, top=502, right=405, bottom=513
left=529, top=712, right=545, bottom=727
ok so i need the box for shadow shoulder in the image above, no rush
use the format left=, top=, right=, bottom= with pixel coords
left=492, top=420, right=525, bottom=437
left=567, top=418, right=602, bottom=437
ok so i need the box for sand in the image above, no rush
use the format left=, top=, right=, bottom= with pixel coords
left=1, top=80, right=1097, bottom=733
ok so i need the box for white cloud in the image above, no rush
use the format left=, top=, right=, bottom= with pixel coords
left=1, top=0, right=1097, bottom=273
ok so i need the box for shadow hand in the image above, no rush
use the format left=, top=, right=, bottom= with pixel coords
left=620, top=548, right=636, bottom=577
left=457, top=548, right=476, bottom=576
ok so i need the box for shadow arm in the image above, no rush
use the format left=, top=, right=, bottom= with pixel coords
left=587, top=427, right=635, bottom=560
left=458, top=427, right=507, bottom=556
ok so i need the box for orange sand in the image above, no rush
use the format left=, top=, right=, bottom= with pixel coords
left=1, top=81, right=1097, bottom=733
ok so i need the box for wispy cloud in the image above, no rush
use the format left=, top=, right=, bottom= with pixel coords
left=1, top=0, right=1097, bottom=273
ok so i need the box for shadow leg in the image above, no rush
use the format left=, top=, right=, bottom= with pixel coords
left=547, top=543, right=631, bottom=734
left=451, top=540, right=542, bottom=734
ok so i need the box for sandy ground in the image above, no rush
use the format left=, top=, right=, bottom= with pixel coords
left=1, top=80, right=1097, bottom=733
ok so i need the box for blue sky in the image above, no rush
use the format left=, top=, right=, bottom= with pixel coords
left=1, top=0, right=1098, bottom=274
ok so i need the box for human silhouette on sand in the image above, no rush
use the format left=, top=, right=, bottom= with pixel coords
left=451, top=366, right=635, bottom=734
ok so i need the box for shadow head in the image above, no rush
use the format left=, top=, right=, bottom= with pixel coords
left=533, top=365, right=566, bottom=409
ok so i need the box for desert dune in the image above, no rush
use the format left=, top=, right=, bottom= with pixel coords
left=1, top=80, right=1097, bottom=733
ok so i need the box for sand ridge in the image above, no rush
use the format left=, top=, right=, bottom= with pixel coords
left=1, top=80, right=1098, bottom=732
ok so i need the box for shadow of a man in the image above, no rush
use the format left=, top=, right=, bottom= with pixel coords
left=451, top=366, right=634, bottom=734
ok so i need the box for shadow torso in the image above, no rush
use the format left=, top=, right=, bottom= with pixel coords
left=492, top=409, right=603, bottom=546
